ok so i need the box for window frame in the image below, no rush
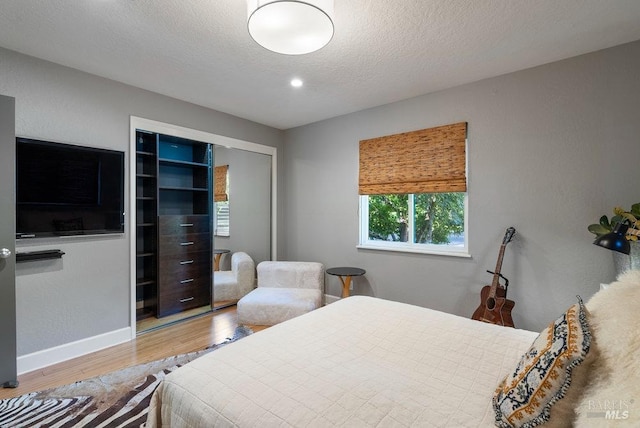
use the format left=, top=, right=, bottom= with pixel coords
left=358, top=193, right=470, bottom=258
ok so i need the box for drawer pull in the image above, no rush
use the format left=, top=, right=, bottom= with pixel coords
left=180, top=278, right=194, bottom=284
left=180, top=242, right=194, bottom=246
left=180, top=260, right=194, bottom=265
left=179, top=297, right=194, bottom=303
left=179, top=223, right=194, bottom=227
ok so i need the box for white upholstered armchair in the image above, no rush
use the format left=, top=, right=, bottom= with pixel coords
left=237, top=261, right=324, bottom=326
left=213, top=251, right=255, bottom=302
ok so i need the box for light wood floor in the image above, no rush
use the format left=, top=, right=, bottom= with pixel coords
left=0, top=306, right=266, bottom=400
left=136, top=301, right=238, bottom=333
left=136, top=304, right=215, bottom=333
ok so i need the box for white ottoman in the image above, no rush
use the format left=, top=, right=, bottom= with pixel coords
left=237, top=261, right=324, bottom=326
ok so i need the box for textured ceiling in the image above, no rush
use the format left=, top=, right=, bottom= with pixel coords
left=1, top=1, right=640, bottom=130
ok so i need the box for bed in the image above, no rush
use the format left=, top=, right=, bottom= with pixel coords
left=146, top=272, right=640, bottom=427
left=146, top=296, right=538, bottom=427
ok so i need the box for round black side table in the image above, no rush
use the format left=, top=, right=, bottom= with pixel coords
left=326, top=267, right=366, bottom=298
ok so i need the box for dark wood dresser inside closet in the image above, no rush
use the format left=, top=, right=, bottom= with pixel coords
left=157, top=215, right=211, bottom=317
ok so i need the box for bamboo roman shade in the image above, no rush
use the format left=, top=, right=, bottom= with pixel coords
left=214, top=165, right=229, bottom=202
left=359, top=122, right=467, bottom=195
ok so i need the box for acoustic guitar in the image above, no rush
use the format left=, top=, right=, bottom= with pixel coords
left=471, top=227, right=516, bottom=327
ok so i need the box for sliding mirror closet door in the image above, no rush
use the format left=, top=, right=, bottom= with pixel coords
left=211, top=146, right=271, bottom=309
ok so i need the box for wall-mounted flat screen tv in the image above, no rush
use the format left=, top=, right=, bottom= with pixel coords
left=16, top=137, right=125, bottom=239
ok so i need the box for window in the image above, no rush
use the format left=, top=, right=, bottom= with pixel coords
left=359, top=192, right=468, bottom=255
left=215, top=200, right=230, bottom=236
left=358, top=122, right=469, bottom=256
left=214, top=165, right=230, bottom=236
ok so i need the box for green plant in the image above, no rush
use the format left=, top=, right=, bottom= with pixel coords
left=588, top=203, right=640, bottom=241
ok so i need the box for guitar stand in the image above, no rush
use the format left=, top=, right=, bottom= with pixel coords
left=486, top=270, right=509, bottom=296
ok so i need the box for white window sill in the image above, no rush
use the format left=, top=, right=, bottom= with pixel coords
left=356, top=243, right=471, bottom=258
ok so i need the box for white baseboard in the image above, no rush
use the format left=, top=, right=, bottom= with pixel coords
left=324, top=294, right=340, bottom=305
left=17, top=327, right=132, bottom=375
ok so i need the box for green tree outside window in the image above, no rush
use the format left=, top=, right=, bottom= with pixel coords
left=368, top=193, right=464, bottom=245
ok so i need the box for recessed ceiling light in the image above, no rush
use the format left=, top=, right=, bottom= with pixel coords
left=291, top=78, right=303, bottom=88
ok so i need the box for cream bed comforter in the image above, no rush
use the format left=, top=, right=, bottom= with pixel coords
left=146, top=296, right=537, bottom=427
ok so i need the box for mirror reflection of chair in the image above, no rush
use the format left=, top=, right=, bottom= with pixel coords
left=237, top=261, right=324, bottom=326
left=213, top=252, right=255, bottom=305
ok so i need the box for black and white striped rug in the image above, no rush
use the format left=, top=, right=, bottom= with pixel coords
left=0, top=326, right=252, bottom=428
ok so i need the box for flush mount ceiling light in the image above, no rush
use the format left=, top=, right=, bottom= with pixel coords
left=247, top=0, right=334, bottom=55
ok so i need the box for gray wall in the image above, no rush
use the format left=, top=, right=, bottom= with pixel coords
left=283, top=40, right=640, bottom=332
left=0, top=47, right=283, bottom=355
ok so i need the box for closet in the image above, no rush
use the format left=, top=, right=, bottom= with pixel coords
left=135, top=131, right=212, bottom=320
